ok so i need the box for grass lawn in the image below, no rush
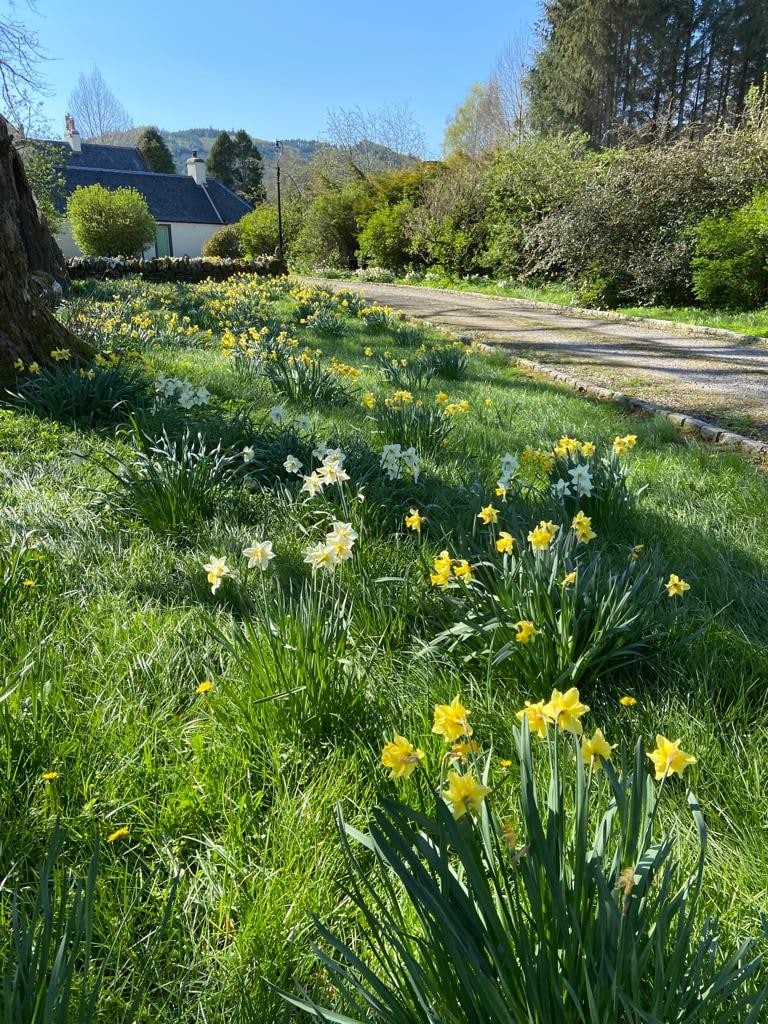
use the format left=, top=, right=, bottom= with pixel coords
left=324, top=268, right=768, bottom=337
left=2, top=275, right=768, bottom=1021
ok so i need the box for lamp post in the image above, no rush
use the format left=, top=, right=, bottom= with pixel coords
left=275, top=140, right=284, bottom=260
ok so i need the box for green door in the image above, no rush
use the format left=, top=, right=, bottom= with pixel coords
left=155, top=224, right=172, bottom=257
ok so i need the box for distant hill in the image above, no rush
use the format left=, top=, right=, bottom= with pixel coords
left=104, top=127, right=322, bottom=175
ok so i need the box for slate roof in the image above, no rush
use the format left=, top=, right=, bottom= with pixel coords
left=47, top=141, right=148, bottom=171
left=47, top=143, right=252, bottom=225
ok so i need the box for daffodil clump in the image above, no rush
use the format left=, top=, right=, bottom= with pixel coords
left=286, top=695, right=751, bottom=1024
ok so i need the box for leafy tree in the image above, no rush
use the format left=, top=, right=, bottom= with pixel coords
left=137, top=126, right=175, bottom=173
left=206, top=130, right=265, bottom=204
left=67, top=184, right=155, bottom=257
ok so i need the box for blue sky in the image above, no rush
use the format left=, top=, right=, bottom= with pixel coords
left=27, top=0, right=539, bottom=154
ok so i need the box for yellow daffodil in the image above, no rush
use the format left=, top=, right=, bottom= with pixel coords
left=452, top=559, right=473, bottom=581
left=665, top=574, right=690, bottom=597
left=381, top=735, right=425, bottom=779
left=630, top=544, right=645, bottom=561
left=28, top=362, right=40, bottom=374
left=405, top=508, right=423, bottom=531
left=432, top=696, right=472, bottom=742
left=363, top=346, right=373, bottom=357
left=619, top=695, right=637, bottom=707
left=496, top=531, right=516, bottom=554
left=580, top=441, right=596, bottom=457
left=572, top=510, right=597, bottom=544
left=581, top=728, right=615, bottom=767
left=107, top=827, right=129, bottom=844
left=430, top=566, right=452, bottom=588
left=196, top=680, right=213, bottom=694
left=528, top=520, right=559, bottom=551
left=542, top=687, right=590, bottom=735
left=647, top=735, right=697, bottom=781
left=516, top=701, right=549, bottom=738
left=436, top=391, right=449, bottom=404
left=361, top=392, right=376, bottom=409
left=562, top=570, right=578, bottom=587
left=450, top=739, right=479, bottom=759
left=443, top=770, right=490, bottom=819
left=477, top=504, right=499, bottom=525
left=514, top=620, right=538, bottom=644
left=13, top=358, right=24, bottom=371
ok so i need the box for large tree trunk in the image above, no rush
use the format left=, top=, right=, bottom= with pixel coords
left=0, top=115, right=92, bottom=385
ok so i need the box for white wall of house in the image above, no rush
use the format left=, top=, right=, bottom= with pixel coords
left=57, top=220, right=224, bottom=259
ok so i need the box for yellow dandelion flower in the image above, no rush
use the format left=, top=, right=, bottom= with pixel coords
left=107, top=827, right=129, bottom=844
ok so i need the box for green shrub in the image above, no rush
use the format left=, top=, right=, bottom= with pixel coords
left=526, top=126, right=768, bottom=306
left=67, top=184, right=156, bottom=257
left=201, top=224, right=244, bottom=259
left=407, top=158, right=489, bottom=276
left=357, top=200, right=414, bottom=271
left=240, top=201, right=301, bottom=258
left=282, top=713, right=768, bottom=1023
left=294, top=180, right=373, bottom=269
left=692, top=189, right=768, bottom=309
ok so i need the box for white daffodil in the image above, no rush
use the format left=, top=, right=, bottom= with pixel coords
left=303, top=542, right=339, bottom=572
left=242, top=540, right=275, bottom=570
left=242, top=446, right=256, bottom=463
left=268, top=405, right=287, bottom=425
left=301, top=473, right=325, bottom=497
left=284, top=455, right=303, bottom=473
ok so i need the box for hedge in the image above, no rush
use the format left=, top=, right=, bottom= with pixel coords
left=66, top=255, right=287, bottom=282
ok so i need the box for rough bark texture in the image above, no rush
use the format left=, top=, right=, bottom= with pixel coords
left=0, top=115, right=92, bottom=385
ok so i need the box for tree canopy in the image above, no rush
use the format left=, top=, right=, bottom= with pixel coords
left=137, top=126, right=175, bottom=173
left=206, top=130, right=265, bottom=205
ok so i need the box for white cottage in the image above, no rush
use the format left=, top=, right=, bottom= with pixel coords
left=51, top=118, right=251, bottom=257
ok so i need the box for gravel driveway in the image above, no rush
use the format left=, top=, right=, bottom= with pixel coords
left=305, top=278, right=768, bottom=438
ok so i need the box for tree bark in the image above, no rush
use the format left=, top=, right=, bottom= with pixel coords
left=0, top=115, right=92, bottom=385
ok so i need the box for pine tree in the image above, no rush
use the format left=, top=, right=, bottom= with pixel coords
left=206, top=131, right=237, bottom=188
left=230, top=130, right=265, bottom=205
left=528, top=0, right=768, bottom=143
left=137, top=126, right=175, bottom=173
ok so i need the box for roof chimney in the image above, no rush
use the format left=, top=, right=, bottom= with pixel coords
left=64, top=114, right=82, bottom=153
left=186, top=149, right=206, bottom=185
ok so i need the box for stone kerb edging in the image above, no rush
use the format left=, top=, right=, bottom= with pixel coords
left=471, top=342, right=768, bottom=459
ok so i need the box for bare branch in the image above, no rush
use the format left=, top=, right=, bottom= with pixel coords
left=68, top=66, right=132, bottom=141
left=0, top=3, right=49, bottom=128
left=324, top=102, right=425, bottom=179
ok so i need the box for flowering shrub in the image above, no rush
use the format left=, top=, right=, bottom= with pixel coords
left=281, top=696, right=768, bottom=1023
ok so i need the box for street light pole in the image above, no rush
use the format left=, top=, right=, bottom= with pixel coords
left=275, top=140, right=284, bottom=260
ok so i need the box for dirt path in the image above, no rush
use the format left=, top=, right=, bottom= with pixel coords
left=305, top=278, right=768, bottom=438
